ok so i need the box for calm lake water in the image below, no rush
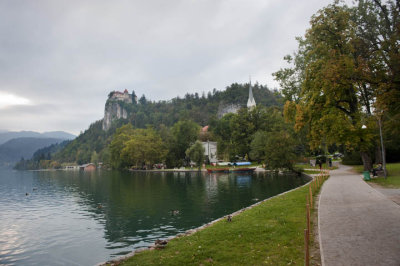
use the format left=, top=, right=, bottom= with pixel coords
left=0, top=169, right=308, bottom=265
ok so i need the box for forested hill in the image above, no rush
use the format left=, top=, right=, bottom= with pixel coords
left=54, top=83, right=281, bottom=165
left=123, top=82, right=281, bottom=128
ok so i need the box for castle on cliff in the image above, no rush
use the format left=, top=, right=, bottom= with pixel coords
left=109, top=89, right=136, bottom=104
left=102, top=89, right=136, bottom=131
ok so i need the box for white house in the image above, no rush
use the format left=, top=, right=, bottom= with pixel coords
left=202, top=141, right=218, bottom=163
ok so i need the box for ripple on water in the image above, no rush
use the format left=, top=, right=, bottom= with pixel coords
left=0, top=169, right=308, bottom=265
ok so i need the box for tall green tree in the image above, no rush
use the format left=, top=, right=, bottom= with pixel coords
left=355, top=0, right=400, bottom=164
left=186, top=141, right=205, bottom=170
left=274, top=3, right=380, bottom=170
left=109, top=124, right=135, bottom=168
left=355, top=0, right=400, bottom=114
left=168, top=120, right=201, bottom=167
left=120, top=128, right=167, bottom=168
left=249, top=131, right=269, bottom=162
left=263, top=131, right=297, bottom=170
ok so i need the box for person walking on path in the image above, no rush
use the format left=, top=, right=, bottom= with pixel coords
left=317, top=159, right=322, bottom=170
left=318, top=164, right=400, bottom=266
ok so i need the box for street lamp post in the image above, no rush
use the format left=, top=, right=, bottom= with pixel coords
left=377, top=116, right=388, bottom=178
left=363, top=114, right=388, bottom=178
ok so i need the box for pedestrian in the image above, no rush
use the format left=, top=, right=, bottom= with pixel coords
left=372, top=163, right=382, bottom=177
left=318, top=159, right=322, bottom=170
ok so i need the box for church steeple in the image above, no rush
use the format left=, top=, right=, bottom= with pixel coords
left=247, top=77, right=256, bottom=109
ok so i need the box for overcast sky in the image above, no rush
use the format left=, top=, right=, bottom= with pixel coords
left=0, top=0, right=340, bottom=135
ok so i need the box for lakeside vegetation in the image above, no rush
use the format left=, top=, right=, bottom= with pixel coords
left=117, top=174, right=328, bottom=266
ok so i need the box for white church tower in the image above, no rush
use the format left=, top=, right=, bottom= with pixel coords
left=247, top=78, right=256, bottom=109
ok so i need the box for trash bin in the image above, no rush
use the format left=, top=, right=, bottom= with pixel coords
left=363, top=171, right=371, bottom=181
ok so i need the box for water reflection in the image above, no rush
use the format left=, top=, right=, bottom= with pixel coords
left=0, top=169, right=308, bottom=265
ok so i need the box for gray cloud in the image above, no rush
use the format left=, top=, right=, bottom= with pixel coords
left=0, top=0, right=341, bottom=134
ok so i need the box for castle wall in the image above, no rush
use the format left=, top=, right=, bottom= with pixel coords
left=111, top=92, right=132, bottom=103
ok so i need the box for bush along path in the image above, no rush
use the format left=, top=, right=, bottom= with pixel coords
left=100, top=171, right=330, bottom=266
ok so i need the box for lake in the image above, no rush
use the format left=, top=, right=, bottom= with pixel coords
left=0, top=169, right=308, bottom=265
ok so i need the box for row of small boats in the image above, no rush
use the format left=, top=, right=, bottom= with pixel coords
left=206, top=167, right=256, bottom=173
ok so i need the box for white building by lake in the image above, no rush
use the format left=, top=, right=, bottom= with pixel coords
left=202, top=141, right=217, bottom=163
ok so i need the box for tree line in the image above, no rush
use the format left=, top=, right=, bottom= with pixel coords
left=273, top=0, right=400, bottom=170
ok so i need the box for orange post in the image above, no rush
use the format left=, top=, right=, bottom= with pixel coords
left=309, top=186, right=313, bottom=209
left=306, top=203, right=310, bottom=233
left=304, top=229, right=309, bottom=266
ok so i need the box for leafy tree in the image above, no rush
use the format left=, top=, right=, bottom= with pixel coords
left=263, top=131, right=297, bottom=170
left=168, top=120, right=201, bottom=167
left=272, top=51, right=306, bottom=103
left=212, top=105, right=294, bottom=162
left=109, top=124, right=135, bottom=168
left=355, top=0, right=400, bottom=117
left=212, top=113, right=236, bottom=160
left=274, top=3, right=379, bottom=170
left=109, top=125, right=167, bottom=168
left=249, top=131, right=269, bottom=162
left=230, top=108, right=256, bottom=158
left=186, top=141, right=205, bottom=170
left=120, top=128, right=167, bottom=168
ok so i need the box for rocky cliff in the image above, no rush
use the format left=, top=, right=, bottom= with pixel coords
left=102, top=101, right=129, bottom=131
left=217, top=103, right=242, bottom=118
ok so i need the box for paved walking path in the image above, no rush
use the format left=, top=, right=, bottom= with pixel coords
left=319, top=164, right=400, bottom=266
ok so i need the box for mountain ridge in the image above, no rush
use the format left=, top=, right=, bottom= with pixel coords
left=0, top=131, right=76, bottom=145
left=0, top=137, right=68, bottom=168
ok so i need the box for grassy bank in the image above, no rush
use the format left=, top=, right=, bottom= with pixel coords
left=353, top=163, right=400, bottom=188
left=118, top=174, right=328, bottom=266
left=295, top=163, right=338, bottom=171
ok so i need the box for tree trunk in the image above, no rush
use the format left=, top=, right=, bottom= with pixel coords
left=375, top=145, right=382, bottom=164
left=360, top=151, right=372, bottom=171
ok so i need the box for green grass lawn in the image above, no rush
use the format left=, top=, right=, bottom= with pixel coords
left=119, top=175, right=327, bottom=266
left=303, top=169, right=321, bottom=174
left=353, top=163, right=400, bottom=188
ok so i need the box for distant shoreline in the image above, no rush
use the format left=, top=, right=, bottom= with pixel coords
left=28, top=167, right=267, bottom=173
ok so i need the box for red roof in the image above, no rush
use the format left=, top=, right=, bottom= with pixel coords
left=202, top=125, right=209, bottom=132
left=124, top=89, right=128, bottom=93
